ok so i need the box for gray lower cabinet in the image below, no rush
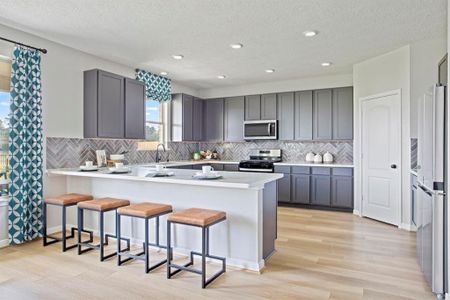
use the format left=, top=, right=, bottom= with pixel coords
left=277, top=92, right=295, bottom=140
left=331, top=176, right=353, bottom=208
left=204, top=99, right=224, bottom=141
left=294, top=90, right=313, bottom=140
left=224, top=96, right=245, bottom=141
left=313, top=89, right=333, bottom=140
left=261, top=94, right=277, bottom=120
left=84, top=69, right=145, bottom=139
left=277, top=166, right=353, bottom=211
left=332, top=87, right=353, bottom=140
left=311, top=175, right=331, bottom=206
left=291, top=174, right=310, bottom=204
left=124, top=78, right=145, bottom=139
left=245, top=95, right=261, bottom=120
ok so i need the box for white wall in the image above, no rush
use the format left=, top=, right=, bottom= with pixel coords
left=0, top=24, right=199, bottom=139
left=410, top=37, right=447, bottom=137
left=198, top=73, right=353, bottom=98
left=353, top=45, right=411, bottom=227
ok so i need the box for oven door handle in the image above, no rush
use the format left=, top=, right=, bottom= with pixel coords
left=239, top=168, right=273, bottom=173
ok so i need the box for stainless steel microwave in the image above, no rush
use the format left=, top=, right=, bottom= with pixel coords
left=243, top=120, right=278, bottom=140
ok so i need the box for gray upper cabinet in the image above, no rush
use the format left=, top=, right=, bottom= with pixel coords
left=124, top=78, right=145, bottom=139
left=172, top=94, right=204, bottom=142
left=84, top=69, right=144, bottom=139
left=311, top=175, right=331, bottom=206
left=193, top=97, right=204, bottom=141
left=332, top=87, right=353, bottom=140
left=224, top=96, right=245, bottom=141
left=277, top=92, right=295, bottom=140
left=204, top=98, right=224, bottom=141
left=313, top=89, right=333, bottom=140
left=245, top=95, right=261, bottom=121
left=294, top=90, right=313, bottom=140
left=261, top=94, right=277, bottom=120
left=182, top=94, right=194, bottom=141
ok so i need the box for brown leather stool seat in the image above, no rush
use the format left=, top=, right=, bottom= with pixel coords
left=44, top=193, right=93, bottom=206
left=167, top=208, right=226, bottom=288
left=43, top=193, right=94, bottom=252
left=168, top=208, right=226, bottom=227
left=118, top=202, right=172, bottom=218
left=78, top=197, right=130, bottom=211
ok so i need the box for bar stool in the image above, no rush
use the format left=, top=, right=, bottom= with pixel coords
left=43, top=193, right=94, bottom=252
left=77, top=197, right=131, bottom=261
left=167, top=208, right=226, bottom=288
left=116, top=202, right=173, bottom=273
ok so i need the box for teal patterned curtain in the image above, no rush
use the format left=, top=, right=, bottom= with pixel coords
left=136, top=69, right=171, bottom=101
left=8, top=46, right=43, bottom=245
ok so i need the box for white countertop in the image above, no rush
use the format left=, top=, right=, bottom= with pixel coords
left=47, top=166, right=283, bottom=190
left=154, top=160, right=354, bottom=168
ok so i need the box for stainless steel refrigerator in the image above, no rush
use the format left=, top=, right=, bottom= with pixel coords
left=417, top=84, right=446, bottom=298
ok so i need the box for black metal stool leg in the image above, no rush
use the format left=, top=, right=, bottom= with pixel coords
left=117, top=212, right=121, bottom=266
left=145, top=218, right=149, bottom=273
left=99, top=211, right=104, bottom=261
left=43, top=202, right=47, bottom=246
left=77, top=207, right=82, bottom=255
left=167, top=221, right=171, bottom=279
left=201, top=226, right=206, bottom=288
left=62, top=206, right=67, bottom=252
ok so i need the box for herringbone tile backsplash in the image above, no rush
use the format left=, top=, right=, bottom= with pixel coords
left=46, top=137, right=353, bottom=169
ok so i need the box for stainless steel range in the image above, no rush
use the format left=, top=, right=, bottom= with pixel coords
left=238, top=149, right=282, bottom=173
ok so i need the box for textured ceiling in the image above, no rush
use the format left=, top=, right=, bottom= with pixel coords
left=0, top=0, right=446, bottom=89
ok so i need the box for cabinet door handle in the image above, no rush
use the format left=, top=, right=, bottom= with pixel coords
left=391, top=164, right=397, bottom=169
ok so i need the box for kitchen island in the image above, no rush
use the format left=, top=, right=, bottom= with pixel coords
left=46, top=166, right=283, bottom=271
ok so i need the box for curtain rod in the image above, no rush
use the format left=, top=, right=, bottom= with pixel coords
left=0, top=36, right=47, bottom=54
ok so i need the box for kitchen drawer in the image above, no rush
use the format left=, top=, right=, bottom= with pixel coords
left=223, top=164, right=239, bottom=172
left=274, top=166, right=291, bottom=174
left=192, top=164, right=205, bottom=170
left=291, top=166, right=310, bottom=174
left=311, top=167, right=331, bottom=175
left=332, top=168, right=353, bottom=176
left=212, top=164, right=224, bottom=171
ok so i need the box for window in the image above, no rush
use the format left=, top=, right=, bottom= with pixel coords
left=139, top=100, right=170, bottom=150
left=0, top=58, right=10, bottom=196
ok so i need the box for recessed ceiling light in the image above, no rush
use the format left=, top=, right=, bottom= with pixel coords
left=230, top=43, right=243, bottom=49
left=265, top=69, right=275, bottom=73
left=303, top=30, right=318, bottom=37
left=172, top=54, right=184, bottom=60
left=160, top=71, right=168, bottom=76
left=321, top=62, right=332, bottom=67
left=217, top=75, right=226, bottom=79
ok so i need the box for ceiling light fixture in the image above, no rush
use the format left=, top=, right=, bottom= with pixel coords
left=303, top=30, right=318, bottom=37
left=217, top=75, right=226, bottom=79
left=160, top=71, right=168, bottom=76
left=172, top=54, right=184, bottom=60
left=230, top=43, right=243, bottom=49
left=265, top=69, right=275, bottom=73
left=321, top=62, right=332, bottom=67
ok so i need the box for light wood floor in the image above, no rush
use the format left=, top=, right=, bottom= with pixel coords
left=0, top=207, right=435, bottom=300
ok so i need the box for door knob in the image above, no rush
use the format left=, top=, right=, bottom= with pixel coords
left=391, top=164, right=397, bottom=169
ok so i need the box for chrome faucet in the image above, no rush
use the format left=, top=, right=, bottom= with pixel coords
left=155, top=143, right=167, bottom=163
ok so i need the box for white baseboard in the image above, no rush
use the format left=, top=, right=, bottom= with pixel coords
left=353, top=209, right=360, bottom=216
left=0, top=238, right=8, bottom=248
left=399, top=223, right=414, bottom=231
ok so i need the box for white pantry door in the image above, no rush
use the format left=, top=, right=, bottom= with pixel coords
left=361, top=90, right=401, bottom=225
